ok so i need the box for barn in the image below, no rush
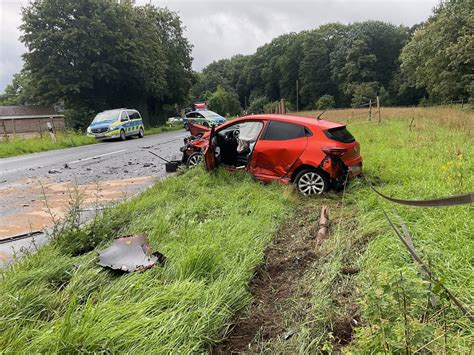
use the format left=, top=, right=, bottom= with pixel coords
left=0, top=106, right=65, bottom=136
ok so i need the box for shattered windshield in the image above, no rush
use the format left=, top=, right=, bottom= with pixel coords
left=93, top=110, right=121, bottom=123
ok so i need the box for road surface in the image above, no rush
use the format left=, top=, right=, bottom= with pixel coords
left=0, top=129, right=187, bottom=265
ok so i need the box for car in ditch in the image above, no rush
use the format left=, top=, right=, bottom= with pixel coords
left=180, top=114, right=362, bottom=195
left=87, top=108, right=144, bottom=140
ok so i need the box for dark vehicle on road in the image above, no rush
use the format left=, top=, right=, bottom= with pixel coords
left=180, top=114, right=362, bottom=195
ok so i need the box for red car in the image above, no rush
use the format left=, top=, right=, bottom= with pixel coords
left=181, top=114, right=362, bottom=195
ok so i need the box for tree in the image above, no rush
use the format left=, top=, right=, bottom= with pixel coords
left=207, top=86, right=241, bottom=116
left=315, top=95, right=335, bottom=109
left=400, top=0, right=473, bottom=102
left=18, top=0, right=192, bottom=127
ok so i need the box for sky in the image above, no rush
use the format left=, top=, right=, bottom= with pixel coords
left=0, top=0, right=439, bottom=93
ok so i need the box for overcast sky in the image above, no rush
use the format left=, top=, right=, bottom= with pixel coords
left=0, top=0, right=439, bottom=93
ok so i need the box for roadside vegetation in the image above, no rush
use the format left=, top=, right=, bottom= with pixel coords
left=0, top=168, right=293, bottom=352
left=0, top=125, right=183, bottom=159
left=1, top=108, right=471, bottom=352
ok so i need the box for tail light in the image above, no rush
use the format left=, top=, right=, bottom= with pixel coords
left=322, top=147, right=348, bottom=157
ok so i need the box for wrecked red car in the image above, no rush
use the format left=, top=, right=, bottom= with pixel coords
left=180, top=114, right=362, bottom=195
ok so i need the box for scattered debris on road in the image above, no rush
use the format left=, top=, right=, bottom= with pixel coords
left=48, top=169, right=61, bottom=174
left=98, top=234, right=166, bottom=272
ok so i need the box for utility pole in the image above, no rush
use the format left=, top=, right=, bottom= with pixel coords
left=296, top=80, right=299, bottom=112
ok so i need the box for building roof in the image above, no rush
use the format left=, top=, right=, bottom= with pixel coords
left=0, top=105, right=62, bottom=119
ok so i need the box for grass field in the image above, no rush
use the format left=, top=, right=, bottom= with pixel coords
left=0, top=124, right=183, bottom=159
left=0, top=106, right=472, bottom=352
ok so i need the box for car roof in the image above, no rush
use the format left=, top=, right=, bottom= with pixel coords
left=238, top=114, right=345, bottom=130
left=188, top=110, right=222, bottom=117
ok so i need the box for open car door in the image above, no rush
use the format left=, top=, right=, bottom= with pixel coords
left=204, top=125, right=217, bottom=171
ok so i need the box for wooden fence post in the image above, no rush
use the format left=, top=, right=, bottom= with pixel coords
left=38, top=120, right=43, bottom=138
left=280, top=99, right=286, bottom=114
left=1, top=120, right=7, bottom=139
left=368, top=99, right=372, bottom=121
left=376, top=96, right=381, bottom=123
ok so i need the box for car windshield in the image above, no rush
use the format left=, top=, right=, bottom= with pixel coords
left=93, top=110, right=121, bottom=123
left=200, top=110, right=222, bottom=119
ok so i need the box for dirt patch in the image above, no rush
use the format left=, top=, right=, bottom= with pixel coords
left=0, top=176, right=153, bottom=239
left=214, top=205, right=321, bottom=353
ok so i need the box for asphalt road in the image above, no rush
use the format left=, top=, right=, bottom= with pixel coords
left=0, top=129, right=187, bottom=265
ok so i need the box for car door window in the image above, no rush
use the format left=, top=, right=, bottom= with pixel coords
left=261, top=120, right=306, bottom=140
left=127, top=111, right=140, bottom=120
left=120, top=111, right=129, bottom=122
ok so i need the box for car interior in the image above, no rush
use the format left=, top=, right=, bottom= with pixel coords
left=216, top=121, right=263, bottom=168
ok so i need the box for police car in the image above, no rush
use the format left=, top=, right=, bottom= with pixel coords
left=87, top=109, right=145, bottom=140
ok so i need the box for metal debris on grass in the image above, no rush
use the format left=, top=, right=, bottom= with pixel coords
left=98, top=234, right=166, bottom=272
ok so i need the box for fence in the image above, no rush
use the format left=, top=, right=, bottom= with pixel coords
left=0, top=116, right=65, bottom=138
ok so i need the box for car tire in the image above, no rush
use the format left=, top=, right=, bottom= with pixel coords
left=186, top=152, right=203, bottom=168
left=138, top=127, right=144, bottom=138
left=184, top=123, right=189, bottom=131
left=120, top=129, right=126, bottom=141
left=294, top=168, right=329, bottom=196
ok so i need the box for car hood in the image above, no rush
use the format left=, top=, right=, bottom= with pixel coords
left=89, top=119, right=115, bottom=128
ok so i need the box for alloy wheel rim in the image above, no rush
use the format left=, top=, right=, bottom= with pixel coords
left=298, top=172, right=324, bottom=195
left=189, top=154, right=202, bottom=167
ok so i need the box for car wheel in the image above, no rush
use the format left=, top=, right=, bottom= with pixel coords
left=184, top=123, right=189, bottom=131
left=186, top=152, right=203, bottom=168
left=138, top=127, right=144, bottom=138
left=294, top=169, right=329, bottom=196
left=120, top=129, right=126, bottom=141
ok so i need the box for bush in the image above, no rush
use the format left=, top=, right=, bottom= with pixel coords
left=247, top=95, right=269, bottom=114
left=314, top=95, right=335, bottom=110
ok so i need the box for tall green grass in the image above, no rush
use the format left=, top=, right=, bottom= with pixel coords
left=345, top=118, right=473, bottom=352
left=0, top=168, right=292, bottom=352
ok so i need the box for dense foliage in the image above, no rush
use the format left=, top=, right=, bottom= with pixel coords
left=1, top=0, right=193, bottom=128
left=0, top=0, right=471, bottom=126
left=192, top=0, right=472, bottom=110
left=400, top=0, right=473, bottom=103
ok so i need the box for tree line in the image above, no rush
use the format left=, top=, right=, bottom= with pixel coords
left=0, top=0, right=471, bottom=126
left=191, top=0, right=473, bottom=115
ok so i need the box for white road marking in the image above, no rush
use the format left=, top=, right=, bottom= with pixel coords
left=68, top=149, right=128, bottom=165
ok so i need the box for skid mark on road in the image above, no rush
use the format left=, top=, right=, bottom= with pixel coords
left=0, top=176, right=153, bottom=240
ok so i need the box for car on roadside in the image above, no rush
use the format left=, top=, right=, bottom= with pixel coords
left=87, top=108, right=145, bottom=141
left=167, top=116, right=183, bottom=125
left=182, top=109, right=226, bottom=130
left=180, top=114, right=362, bottom=195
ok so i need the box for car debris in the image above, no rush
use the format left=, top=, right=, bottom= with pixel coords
left=48, top=168, right=61, bottom=174
left=98, top=234, right=166, bottom=272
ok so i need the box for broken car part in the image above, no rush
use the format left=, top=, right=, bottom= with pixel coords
left=98, top=234, right=166, bottom=272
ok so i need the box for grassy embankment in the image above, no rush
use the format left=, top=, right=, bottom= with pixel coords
left=267, top=106, right=472, bottom=352
left=0, top=124, right=182, bottom=159
left=0, top=106, right=472, bottom=352
left=0, top=168, right=293, bottom=352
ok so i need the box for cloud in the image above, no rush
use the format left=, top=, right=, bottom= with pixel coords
left=0, top=1, right=27, bottom=93
left=0, top=0, right=438, bottom=92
